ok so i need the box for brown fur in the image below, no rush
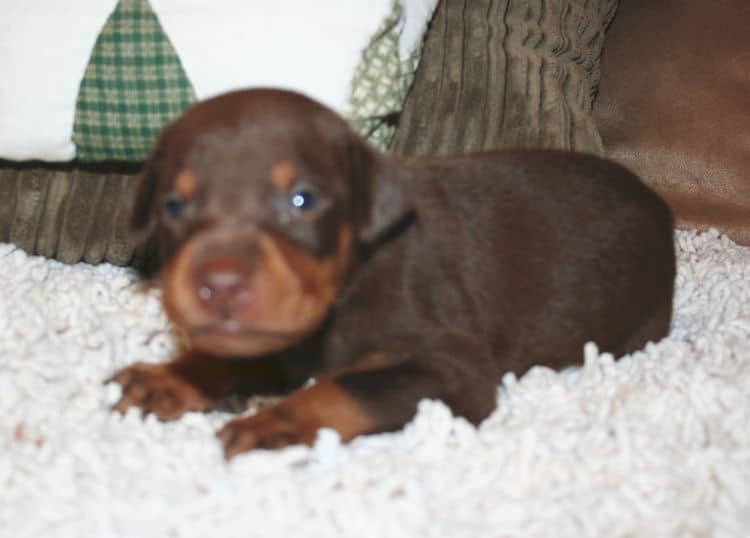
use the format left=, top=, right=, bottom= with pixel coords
left=270, top=161, right=299, bottom=191
left=175, top=169, right=197, bottom=199
left=110, top=88, right=676, bottom=458
left=217, top=378, right=376, bottom=458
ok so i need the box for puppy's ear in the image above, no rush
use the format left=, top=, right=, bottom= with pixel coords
left=348, top=138, right=411, bottom=244
left=127, top=144, right=164, bottom=248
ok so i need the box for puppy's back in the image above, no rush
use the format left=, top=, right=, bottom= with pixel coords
left=405, top=150, right=675, bottom=371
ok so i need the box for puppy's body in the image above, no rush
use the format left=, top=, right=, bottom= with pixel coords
left=110, top=89, right=675, bottom=456
left=323, top=152, right=674, bottom=427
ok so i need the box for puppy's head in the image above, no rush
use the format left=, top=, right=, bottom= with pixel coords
left=129, top=89, right=408, bottom=357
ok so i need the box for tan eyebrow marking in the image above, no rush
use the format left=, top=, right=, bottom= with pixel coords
left=270, top=161, right=298, bottom=191
left=175, top=168, right=197, bottom=199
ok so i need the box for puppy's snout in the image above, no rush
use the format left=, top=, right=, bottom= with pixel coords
left=195, top=257, right=256, bottom=314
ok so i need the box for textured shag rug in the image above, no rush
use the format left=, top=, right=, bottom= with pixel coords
left=1, top=229, right=749, bottom=538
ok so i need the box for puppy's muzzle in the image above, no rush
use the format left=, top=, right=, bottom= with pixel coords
left=195, top=256, right=256, bottom=317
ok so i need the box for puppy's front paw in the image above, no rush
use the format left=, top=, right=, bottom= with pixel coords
left=216, top=406, right=320, bottom=458
left=216, top=379, right=378, bottom=458
left=107, top=362, right=215, bottom=420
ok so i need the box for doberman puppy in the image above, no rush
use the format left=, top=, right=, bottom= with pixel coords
left=109, top=88, right=675, bottom=458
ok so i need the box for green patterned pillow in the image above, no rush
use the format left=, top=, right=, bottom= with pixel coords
left=71, top=0, right=428, bottom=161
left=346, top=1, right=424, bottom=150
left=73, top=0, right=196, bottom=161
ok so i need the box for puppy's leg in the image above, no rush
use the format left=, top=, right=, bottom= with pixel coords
left=108, top=353, right=290, bottom=420
left=217, top=331, right=498, bottom=457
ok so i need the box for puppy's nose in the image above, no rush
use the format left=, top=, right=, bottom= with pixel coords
left=195, top=257, right=255, bottom=313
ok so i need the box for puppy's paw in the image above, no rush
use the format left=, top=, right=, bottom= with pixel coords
left=107, top=362, right=215, bottom=421
left=216, top=406, right=320, bottom=458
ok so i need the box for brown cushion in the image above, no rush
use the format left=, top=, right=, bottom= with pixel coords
left=394, top=0, right=618, bottom=156
left=595, top=0, right=750, bottom=244
left=0, top=163, right=138, bottom=266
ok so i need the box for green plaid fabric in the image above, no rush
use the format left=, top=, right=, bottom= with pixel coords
left=72, top=0, right=196, bottom=161
left=346, top=0, right=424, bottom=150
left=71, top=0, right=423, bottom=160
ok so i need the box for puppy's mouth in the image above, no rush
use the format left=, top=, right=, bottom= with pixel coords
left=184, top=318, right=311, bottom=357
left=190, top=320, right=304, bottom=340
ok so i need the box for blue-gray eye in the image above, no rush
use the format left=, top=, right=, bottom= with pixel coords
left=164, top=194, right=186, bottom=218
left=290, top=189, right=318, bottom=212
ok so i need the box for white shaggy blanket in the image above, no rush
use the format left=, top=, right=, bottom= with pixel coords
left=1, top=229, right=749, bottom=537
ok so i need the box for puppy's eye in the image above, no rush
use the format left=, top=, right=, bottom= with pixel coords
left=164, top=194, right=187, bottom=218
left=289, top=189, right=318, bottom=212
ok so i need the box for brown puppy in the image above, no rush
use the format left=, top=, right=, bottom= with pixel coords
left=109, top=89, right=675, bottom=458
